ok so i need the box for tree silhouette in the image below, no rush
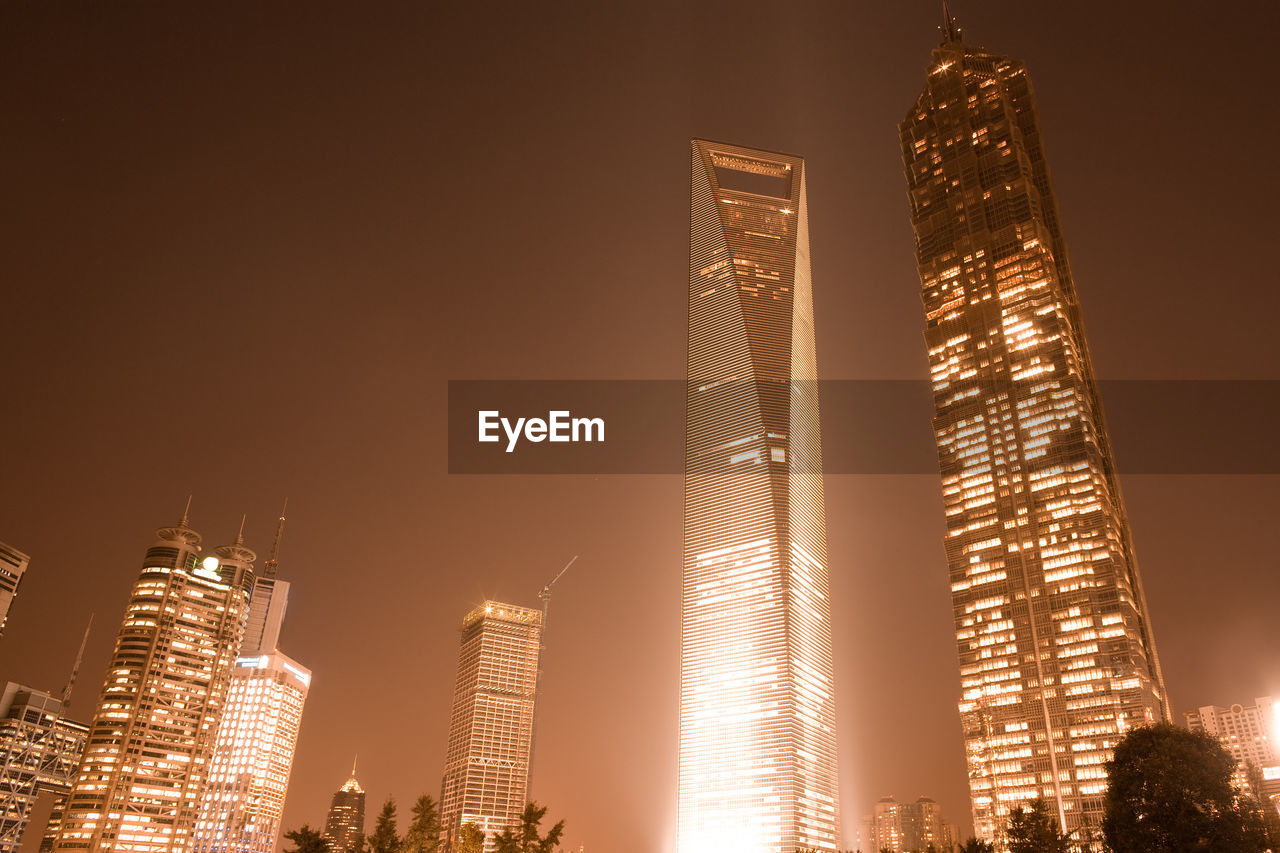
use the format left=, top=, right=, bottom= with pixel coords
left=400, top=794, right=442, bottom=853
left=493, top=803, right=564, bottom=853
left=455, top=823, right=486, bottom=853
left=1006, top=797, right=1068, bottom=853
left=367, top=798, right=401, bottom=853
left=1104, top=722, right=1268, bottom=853
left=957, top=838, right=994, bottom=853
left=283, top=825, right=329, bottom=853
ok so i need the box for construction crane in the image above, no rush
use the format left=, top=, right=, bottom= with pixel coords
left=527, top=555, right=577, bottom=800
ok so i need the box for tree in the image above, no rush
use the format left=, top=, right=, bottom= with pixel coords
left=367, top=798, right=401, bottom=853
left=1245, top=760, right=1280, bottom=850
left=455, top=823, right=486, bottom=853
left=957, top=839, right=994, bottom=853
left=493, top=802, right=564, bottom=853
left=400, top=794, right=442, bottom=853
left=1103, top=722, right=1268, bottom=853
left=284, top=826, right=330, bottom=853
left=1006, top=798, right=1069, bottom=853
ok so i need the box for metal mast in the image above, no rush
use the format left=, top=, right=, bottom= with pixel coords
left=526, top=555, right=577, bottom=800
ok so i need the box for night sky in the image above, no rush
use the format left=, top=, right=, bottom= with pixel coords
left=2, top=2, right=1278, bottom=850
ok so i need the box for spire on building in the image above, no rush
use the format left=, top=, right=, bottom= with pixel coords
left=941, top=0, right=962, bottom=43
left=61, top=613, right=94, bottom=707
left=157, top=497, right=201, bottom=548
left=262, top=499, right=288, bottom=579
left=216, top=520, right=257, bottom=568
left=340, top=756, right=364, bottom=793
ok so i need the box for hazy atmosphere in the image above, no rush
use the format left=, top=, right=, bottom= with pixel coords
left=2, top=2, right=1278, bottom=850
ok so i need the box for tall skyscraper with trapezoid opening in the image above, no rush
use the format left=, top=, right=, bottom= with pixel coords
left=899, top=9, right=1168, bottom=848
left=679, top=139, right=840, bottom=853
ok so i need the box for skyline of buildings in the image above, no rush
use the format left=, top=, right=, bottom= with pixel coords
left=900, top=12, right=1169, bottom=847
left=439, top=601, right=543, bottom=850
left=50, top=513, right=257, bottom=852
left=679, top=140, right=840, bottom=853
left=0, top=8, right=1269, bottom=850
left=859, top=795, right=956, bottom=853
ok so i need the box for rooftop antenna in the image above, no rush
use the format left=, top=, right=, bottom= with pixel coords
left=179, top=495, right=193, bottom=528
left=351, top=754, right=358, bottom=778
left=61, top=613, right=94, bottom=707
left=234, top=514, right=247, bottom=546
left=941, top=0, right=962, bottom=43
left=262, top=499, right=288, bottom=579
left=527, top=555, right=578, bottom=799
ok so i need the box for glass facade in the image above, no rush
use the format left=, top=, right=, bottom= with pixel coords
left=191, top=652, right=310, bottom=853
left=899, top=20, right=1168, bottom=847
left=439, top=601, right=542, bottom=850
left=50, top=518, right=255, bottom=852
left=679, top=140, right=840, bottom=853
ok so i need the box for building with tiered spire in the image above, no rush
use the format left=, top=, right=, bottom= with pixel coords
left=193, top=502, right=312, bottom=853
left=51, top=505, right=257, bottom=852
left=322, top=761, right=366, bottom=853
left=899, top=5, right=1168, bottom=846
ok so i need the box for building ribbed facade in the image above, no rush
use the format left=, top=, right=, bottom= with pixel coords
left=0, top=542, right=29, bottom=638
left=899, top=15, right=1168, bottom=846
left=439, top=601, right=542, bottom=849
left=51, top=515, right=255, bottom=852
left=679, top=139, right=839, bottom=853
left=0, top=683, right=87, bottom=853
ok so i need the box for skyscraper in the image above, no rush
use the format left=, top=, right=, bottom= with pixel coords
left=1186, top=697, right=1280, bottom=804
left=439, top=601, right=542, bottom=849
left=0, top=541, right=30, bottom=637
left=193, top=506, right=310, bottom=853
left=899, top=11, right=1168, bottom=845
left=51, top=511, right=256, bottom=852
left=0, top=683, right=88, bottom=853
left=321, top=766, right=366, bottom=853
left=190, top=651, right=311, bottom=853
left=679, top=140, right=840, bottom=853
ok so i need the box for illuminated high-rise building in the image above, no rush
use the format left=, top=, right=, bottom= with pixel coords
left=865, top=797, right=902, bottom=853
left=899, top=10, right=1168, bottom=845
left=51, top=511, right=256, bottom=852
left=193, top=505, right=310, bottom=853
left=241, top=504, right=291, bottom=656
left=191, top=652, right=310, bottom=853
left=0, top=541, right=30, bottom=638
left=1186, top=697, right=1280, bottom=804
left=439, top=601, right=542, bottom=849
left=321, top=766, right=365, bottom=853
left=0, top=683, right=88, bottom=853
left=679, top=139, right=840, bottom=853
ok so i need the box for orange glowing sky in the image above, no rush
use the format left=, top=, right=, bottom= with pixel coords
left=1, top=2, right=1278, bottom=849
